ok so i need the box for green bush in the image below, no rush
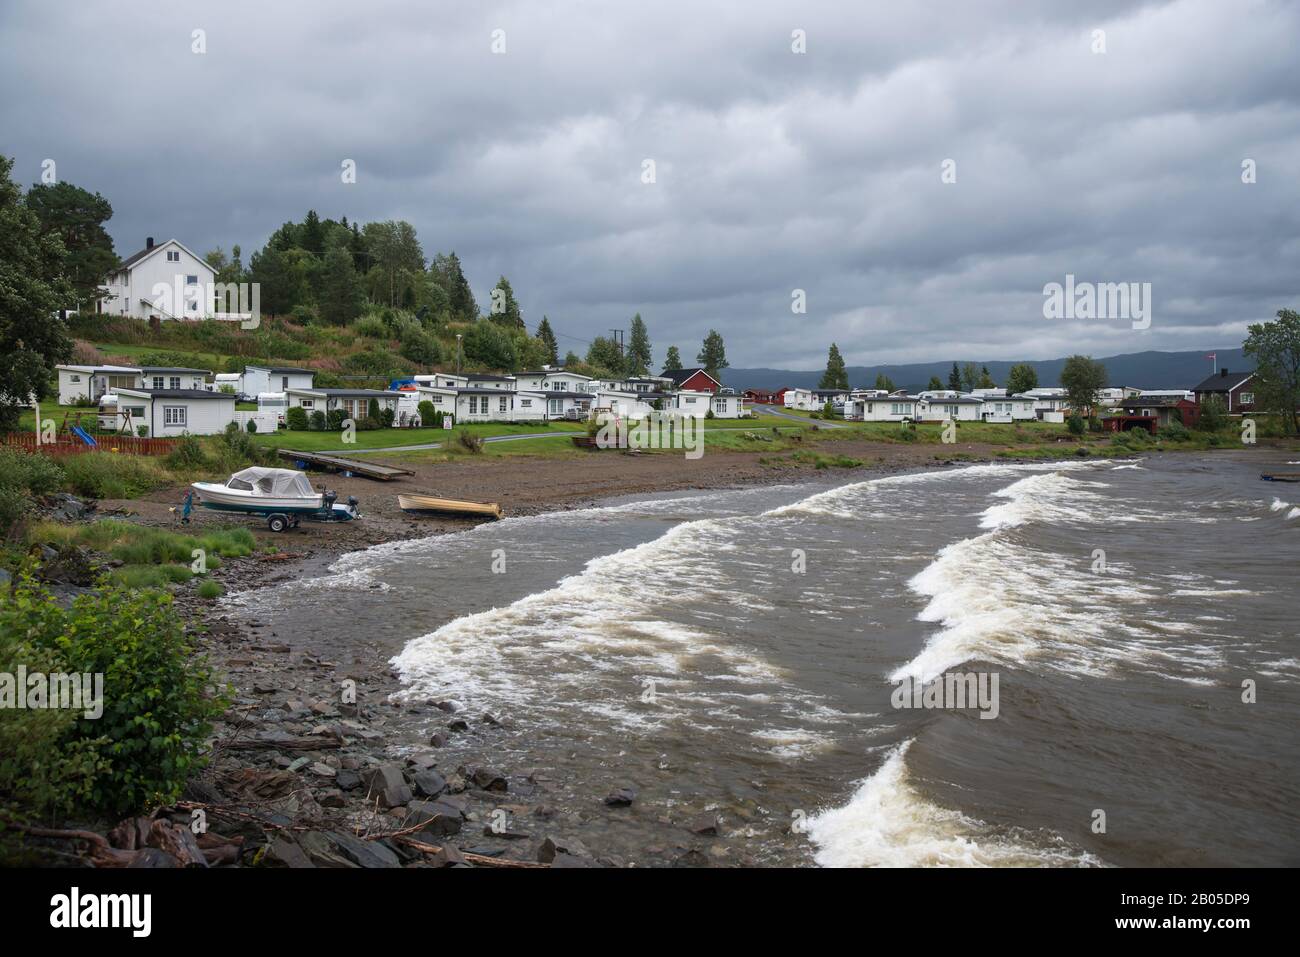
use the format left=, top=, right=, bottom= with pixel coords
left=1197, top=395, right=1226, bottom=431
left=245, top=419, right=258, bottom=434
left=0, top=485, right=28, bottom=539
left=60, top=453, right=167, bottom=499
left=456, top=428, right=484, bottom=454
left=417, top=400, right=436, bottom=426
left=285, top=406, right=309, bottom=431
left=1162, top=421, right=1190, bottom=441
left=380, top=407, right=396, bottom=428
left=0, top=575, right=222, bottom=818
left=1066, top=415, right=1086, bottom=435
left=0, top=449, right=66, bottom=496
left=308, top=410, right=326, bottom=431
left=326, top=409, right=347, bottom=431
left=136, top=425, right=149, bottom=437
left=210, top=421, right=265, bottom=472
left=166, top=434, right=208, bottom=471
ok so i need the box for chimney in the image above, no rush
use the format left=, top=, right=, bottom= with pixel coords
left=1220, top=368, right=1229, bottom=377
left=146, top=237, right=154, bottom=249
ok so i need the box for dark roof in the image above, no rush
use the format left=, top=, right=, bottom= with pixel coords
left=663, top=367, right=720, bottom=386
left=249, top=365, right=315, bottom=375
left=465, top=373, right=514, bottom=381
left=451, top=388, right=518, bottom=396
left=300, top=388, right=397, bottom=398
left=130, top=389, right=232, bottom=400
left=141, top=366, right=212, bottom=375
left=542, top=391, right=593, bottom=399
left=116, top=243, right=165, bottom=271
left=1191, top=370, right=1253, bottom=392
left=515, top=369, right=588, bottom=378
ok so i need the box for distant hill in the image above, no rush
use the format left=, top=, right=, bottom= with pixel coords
left=720, top=349, right=1251, bottom=393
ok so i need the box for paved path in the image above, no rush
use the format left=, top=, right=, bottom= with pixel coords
left=750, top=403, right=849, bottom=428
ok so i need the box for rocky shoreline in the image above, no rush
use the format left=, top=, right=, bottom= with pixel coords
left=19, top=440, right=1112, bottom=868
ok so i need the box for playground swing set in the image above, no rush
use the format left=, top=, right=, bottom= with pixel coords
left=56, top=407, right=138, bottom=447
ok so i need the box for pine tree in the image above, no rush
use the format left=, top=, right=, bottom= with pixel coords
left=536, top=315, right=559, bottom=364
left=26, top=180, right=118, bottom=314
left=875, top=373, right=896, bottom=391
left=319, top=243, right=364, bottom=325
left=489, top=275, right=523, bottom=328
left=664, top=345, right=682, bottom=372
left=301, top=209, right=325, bottom=255
left=927, top=375, right=944, bottom=391
left=819, top=343, right=848, bottom=390
left=1006, top=363, right=1038, bottom=395
left=697, top=330, right=728, bottom=378
left=627, top=313, right=652, bottom=375
left=978, top=365, right=996, bottom=389
left=948, top=362, right=961, bottom=391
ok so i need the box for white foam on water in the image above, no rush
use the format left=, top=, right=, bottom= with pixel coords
left=893, top=467, right=1226, bottom=683
left=806, top=741, right=1103, bottom=868
left=390, top=514, right=844, bottom=734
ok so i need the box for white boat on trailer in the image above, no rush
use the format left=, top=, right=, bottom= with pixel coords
left=191, top=467, right=359, bottom=531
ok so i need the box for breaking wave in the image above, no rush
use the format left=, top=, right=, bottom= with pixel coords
left=806, top=741, right=1102, bottom=867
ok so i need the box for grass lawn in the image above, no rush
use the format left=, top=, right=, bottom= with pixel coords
left=254, top=419, right=586, bottom=453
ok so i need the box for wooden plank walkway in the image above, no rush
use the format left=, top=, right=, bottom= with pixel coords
left=277, top=449, right=414, bottom=481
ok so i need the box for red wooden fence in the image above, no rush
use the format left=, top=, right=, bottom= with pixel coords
left=0, top=433, right=180, bottom=456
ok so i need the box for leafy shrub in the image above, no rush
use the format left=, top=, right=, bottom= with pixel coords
left=245, top=419, right=258, bottom=433
left=1066, top=415, right=1086, bottom=436
left=285, top=406, right=309, bottom=431
left=136, top=425, right=149, bottom=437
left=417, top=400, right=436, bottom=426
left=1197, top=395, right=1226, bottom=431
left=0, top=448, right=65, bottom=495
left=326, top=409, right=347, bottom=431
left=308, top=410, right=327, bottom=431
left=0, top=485, right=28, bottom=539
left=456, top=428, right=484, bottom=454
left=380, top=407, right=396, bottom=428
left=896, top=422, right=918, bottom=442
left=0, top=575, right=223, bottom=818
left=60, top=453, right=167, bottom=499
left=210, top=421, right=265, bottom=472
left=354, top=316, right=389, bottom=339
left=166, top=434, right=208, bottom=471
left=1162, top=421, right=1190, bottom=441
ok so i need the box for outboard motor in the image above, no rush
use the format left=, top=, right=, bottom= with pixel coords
left=323, top=489, right=337, bottom=510
left=347, top=495, right=360, bottom=518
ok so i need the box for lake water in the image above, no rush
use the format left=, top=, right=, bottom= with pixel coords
left=232, top=452, right=1300, bottom=866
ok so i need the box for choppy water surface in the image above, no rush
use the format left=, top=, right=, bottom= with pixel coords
left=234, top=453, right=1300, bottom=866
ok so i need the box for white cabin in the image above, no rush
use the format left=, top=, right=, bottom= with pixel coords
left=242, top=366, right=315, bottom=396
left=109, top=388, right=237, bottom=437
left=56, top=364, right=143, bottom=404
left=783, top=388, right=816, bottom=411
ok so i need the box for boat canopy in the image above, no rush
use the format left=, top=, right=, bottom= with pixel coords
left=226, top=467, right=315, bottom=498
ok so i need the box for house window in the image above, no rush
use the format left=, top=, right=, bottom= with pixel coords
left=163, top=406, right=186, bottom=427
left=521, top=399, right=531, bottom=408
left=300, top=400, right=314, bottom=409
left=185, top=275, right=198, bottom=285
left=281, top=376, right=289, bottom=389
left=69, top=374, right=81, bottom=382
left=499, top=396, right=508, bottom=413
left=1241, top=392, right=1254, bottom=405
left=169, top=376, right=180, bottom=390
left=152, top=377, right=164, bottom=389
left=167, top=250, right=180, bottom=262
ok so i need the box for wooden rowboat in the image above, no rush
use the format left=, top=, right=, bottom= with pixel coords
left=398, top=493, right=503, bottom=520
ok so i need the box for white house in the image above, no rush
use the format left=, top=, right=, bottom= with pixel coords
left=858, top=394, right=922, bottom=421
left=464, top=374, right=516, bottom=391
left=140, top=366, right=210, bottom=391
left=98, top=238, right=218, bottom=320
left=1096, top=386, right=1142, bottom=407
left=594, top=389, right=657, bottom=421
left=414, top=373, right=471, bottom=390
left=1026, top=388, right=1070, bottom=420
left=242, top=366, right=315, bottom=395
left=542, top=391, right=595, bottom=420
left=783, top=387, right=816, bottom=411
left=980, top=394, right=1038, bottom=422
left=707, top=391, right=745, bottom=418
left=919, top=396, right=983, bottom=421
left=514, top=369, right=594, bottom=393
left=670, top=390, right=715, bottom=417
left=415, top=386, right=547, bottom=423
left=285, top=388, right=400, bottom=421
left=56, top=364, right=142, bottom=404
left=109, top=388, right=236, bottom=437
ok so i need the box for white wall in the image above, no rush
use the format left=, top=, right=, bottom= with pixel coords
left=243, top=368, right=315, bottom=394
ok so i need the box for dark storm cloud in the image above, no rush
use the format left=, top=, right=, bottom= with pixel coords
left=2, top=0, right=1297, bottom=368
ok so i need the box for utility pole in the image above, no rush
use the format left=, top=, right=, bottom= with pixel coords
left=609, top=328, right=625, bottom=368
left=456, top=333, right=463, bottom=373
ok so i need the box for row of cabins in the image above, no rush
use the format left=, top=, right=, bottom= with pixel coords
left=763, top=370, right=1261, bottom=432
left=52, top=362, right=746, bottom=436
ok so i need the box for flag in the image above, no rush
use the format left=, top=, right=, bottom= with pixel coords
left=1206, top=353, right=1216, bottom=360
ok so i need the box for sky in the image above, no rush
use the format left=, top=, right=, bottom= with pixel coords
left=2, top=0, right=1297, bottom=370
